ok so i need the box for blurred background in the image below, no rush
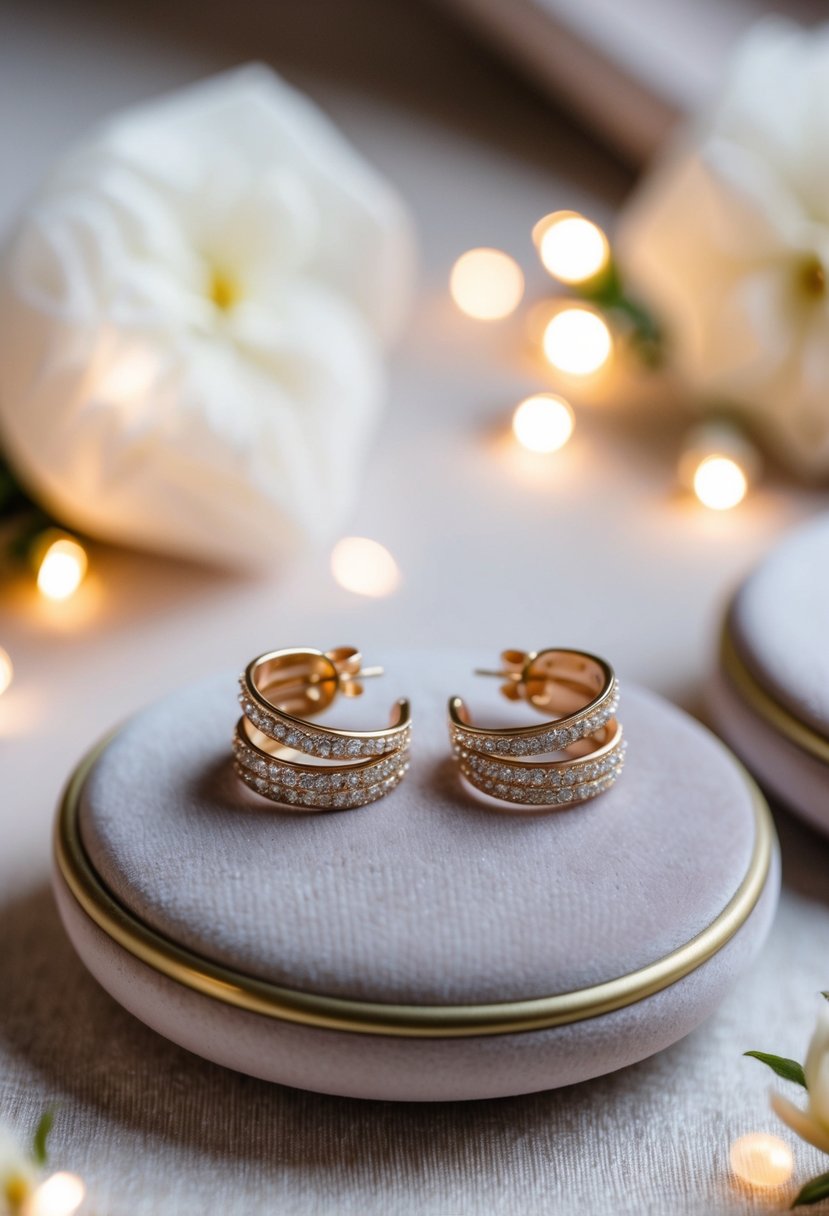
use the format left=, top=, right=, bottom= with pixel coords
left=2, top=0, right=824, bottom=709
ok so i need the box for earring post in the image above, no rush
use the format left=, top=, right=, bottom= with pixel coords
left=303, top=666, right=384, bottom=687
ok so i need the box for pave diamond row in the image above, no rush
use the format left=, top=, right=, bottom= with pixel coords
left=238, top=677, right=410, bottom=760
left=234, top=723, right=410, bottom=810
left=457, top=737, right=626, bottom=806
left=460, top=764, right=620, bottom=806
left=450, top=686, right=620, bottom=758
left=235, top=761, right=407, bottom=811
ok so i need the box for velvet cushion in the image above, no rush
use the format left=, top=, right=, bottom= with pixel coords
left=711, top=513, right=829, bottom=834
left=78, top=653, right=760, bottom=1005
left=53, top=652, right=778, bottom=1099
left=727, top=513, right=829, bottom=738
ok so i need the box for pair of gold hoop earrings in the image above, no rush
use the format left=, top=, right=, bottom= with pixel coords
left=233, top=646, right=625, bottom=812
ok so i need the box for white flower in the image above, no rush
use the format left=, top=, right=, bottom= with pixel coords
left=0, top=1128, right=38, bottom=1214
left=772, top=1004, right=829, bottom=1155
left=0, top=66, right=414, bottom=567
left=618, top=19, right=829, bottom=478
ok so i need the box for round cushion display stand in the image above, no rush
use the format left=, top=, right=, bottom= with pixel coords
left=710, top=514, right=829, bottom=838
left=53, top=651, right=779, bottom=1102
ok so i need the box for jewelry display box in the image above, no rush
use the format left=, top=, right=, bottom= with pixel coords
left=52, top=651, right=779, bottom=1102
left=710, top=513, right=829, bottom=838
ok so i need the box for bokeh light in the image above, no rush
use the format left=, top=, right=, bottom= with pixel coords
left=36, top=537, right=88, bottom=602
left=512, top=393, right=575, bottom=454
left=331, top=537, right=401, bottom=598
left=449, top=248, right=525, bottom=321
left=534, top=211, right=610, bottom=284
left=24, top=1171, right=86, bottom=1216
left=693, top=455, right=748, bottom=511
left=729, top=1133, right=794, bottom=1189
left=542, top=306, right=612, bottom=376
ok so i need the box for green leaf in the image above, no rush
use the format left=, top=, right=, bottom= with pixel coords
left=792, top=1171, right=829, bottom=1207
left=577, top=257, right=622, bottom=308
left=0, top=452, right=31, bottom=515
left=744, top=1051, right=807, bottom=1088
left=2, top=508, right=51, bottom=569
left=32, top=1110, right=54, bottom=1166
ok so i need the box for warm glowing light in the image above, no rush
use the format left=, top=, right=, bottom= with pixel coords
left=36, top=538, right=88, bottom=602
left=23, top=1172, right=86, bottom=1216
left=680, top=422, right=759, bottom=509
left=542, top=306, right=612, bottom=376
left=331, top=537, right=401, bottom=598
left=512, top=393, right=574, bottom=454
left=449, top=248, right=524, bottom=321
left=0, top=647, right=12, bottom=696
left=730, top=1134, right=794, bottom=1189
left=534, top=211, right=610, bottom=284
left=693, top=455, right=748, bottom=511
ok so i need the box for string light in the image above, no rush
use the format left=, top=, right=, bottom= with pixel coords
left=512, top=393, right=574, bottom=454
left=679, top=423, right=759, bottom=512
left=693, top=455, right=748, bottom=511
left=730, top=1134, right=794, bottom=1189
left=449, top=248, right=525, bottom=321
left=533, top=211, right=610, bottom=285
left=23, top=1172, right=86, bottom=1216
left=331, top=537, right=401, bottom=598
left=542, top=306, right=612, bottom=376
left=0, top=647, right=12, bottom=696
left=36, top=537, right=88, bottom=602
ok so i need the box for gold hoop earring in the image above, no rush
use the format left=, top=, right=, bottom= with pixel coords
left=448, top=648, right=624, bottom=807
left=235, top=647, right=411, bottom=810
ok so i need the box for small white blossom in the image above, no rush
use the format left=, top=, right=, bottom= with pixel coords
left=772, top=1003, right=829, bottom=1154
left=619, top=19, right=829, bottom=477
left=0, top=66, right=413, bottom=567
left=0, top=1128, right=38, bottom=1215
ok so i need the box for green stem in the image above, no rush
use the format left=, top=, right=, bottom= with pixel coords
left=575, top=258, right=665, bottom=368
left=0, top=453, right=62, bottom=570
left=32, top=1110, right=54, bottom=1167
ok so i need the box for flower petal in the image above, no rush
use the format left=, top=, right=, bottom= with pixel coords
left=93, top=64, right=415, bottom=342
left=771, top=1091, right=829, bottom=1155
left=805, top=1008, right=829, bottom=1130
left=805, top=1006, right=829, bottom=1089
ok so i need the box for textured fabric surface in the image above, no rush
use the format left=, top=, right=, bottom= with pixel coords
left=78, top=660, right=759, bottom=1004
left=731, top=513, right=829, bottom=737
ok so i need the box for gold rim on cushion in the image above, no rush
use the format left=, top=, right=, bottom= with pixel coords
left=721, top=622, right=829, bottom=767
left=55, top=734, right=775, bottom=1039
